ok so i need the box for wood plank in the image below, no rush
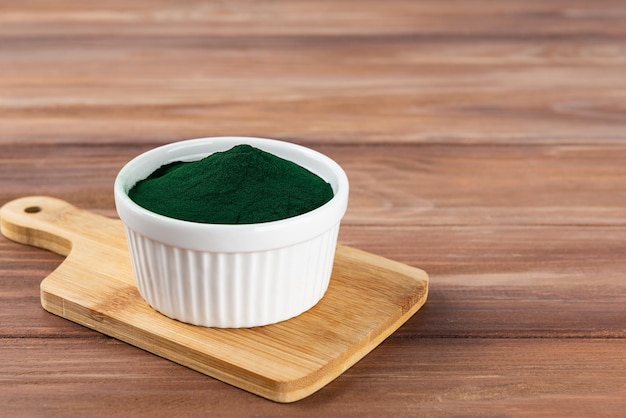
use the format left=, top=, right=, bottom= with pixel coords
left=346, top=224, right=626, bottom=338
left=3, top=69, right=626, bottom=144
left=2, top=337, right=625, bottom=416
left=1, top=2, right=626, bottom=145
left=3, top=144, right=626, bottom=226
left=1, top=0, right=625, bottom=36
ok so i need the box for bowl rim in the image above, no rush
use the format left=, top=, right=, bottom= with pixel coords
left=114, top=136, right=349, bottom=252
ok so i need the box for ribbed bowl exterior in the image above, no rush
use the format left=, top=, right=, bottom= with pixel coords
left=124, top=223, right=340, bottom=328
left=115, top=136, right=349, bottom=328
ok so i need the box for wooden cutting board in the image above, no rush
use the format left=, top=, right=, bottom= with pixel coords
left=0, top=196, right=428, bottom=403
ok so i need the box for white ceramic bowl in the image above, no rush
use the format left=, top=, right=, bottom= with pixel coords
left=114, top=136, right=349, bottom=328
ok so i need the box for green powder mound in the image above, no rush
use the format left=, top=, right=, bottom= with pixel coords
left=128, top=144, right=334, bottom=224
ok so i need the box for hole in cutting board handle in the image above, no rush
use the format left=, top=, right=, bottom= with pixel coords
left=24, top=206, right=42, bottom=214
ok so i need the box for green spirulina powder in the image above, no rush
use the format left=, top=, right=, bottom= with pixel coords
left=128, top=144, right=334, bottom=224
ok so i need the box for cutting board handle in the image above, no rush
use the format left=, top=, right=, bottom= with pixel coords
left=0, top=196, right=119, bottom=257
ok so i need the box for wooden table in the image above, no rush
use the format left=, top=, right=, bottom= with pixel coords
left=2, top=1, right=625, bottom=416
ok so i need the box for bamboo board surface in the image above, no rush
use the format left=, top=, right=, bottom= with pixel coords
left=0, top=196, right=428, bottom=403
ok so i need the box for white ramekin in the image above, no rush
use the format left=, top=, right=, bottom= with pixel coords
left=114, top=136, right=349, bottom=328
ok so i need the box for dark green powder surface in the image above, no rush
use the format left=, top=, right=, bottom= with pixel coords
left=128, top=144, right=334, bottom=224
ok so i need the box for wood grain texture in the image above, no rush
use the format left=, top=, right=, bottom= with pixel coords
left=2, top=1, right=626, bottom=145
left=1, top=0, right=626, bottom=415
